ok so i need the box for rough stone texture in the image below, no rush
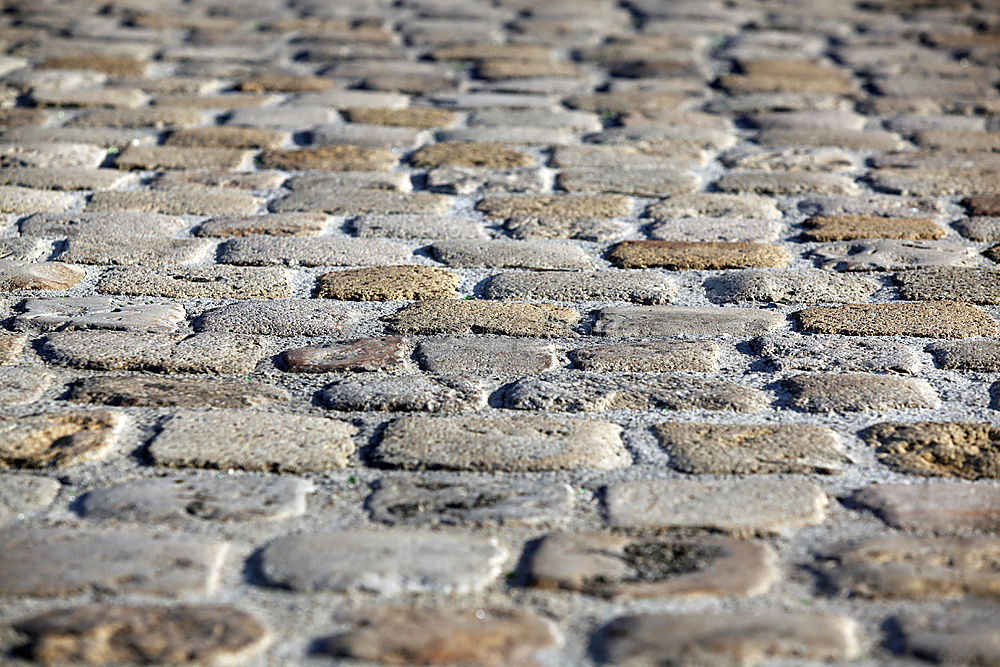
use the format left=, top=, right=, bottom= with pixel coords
left=529, top=532, right=777, bottom=599
left=503, top=215, right=630, bottom=241
left=317, top=265, right=459, bottom=300
left=861, top=421, right=1000, bottom=480
left=898, top=612, right=1000, bottom=666
left=194, top=299, right=354, bottom=337
left=795, top=302, right=999, bottom=338
left=0, top=333, right=26, bottom=364
left=926, top=340, right=1000, bottom=371
left=594, top=306, right=784, bottom=338
left=557, top=167, right=698, bottom=197
left=853, top=482, right=1000, bottom=532
left=20, top=211, right=188, bottom=238
left=40, top=331, right=269, bottom=374
left=571, top=341, right=719, bottom=372
left=801, top=215, right=945, bottom=241
left=258, top=145, right=396, bottom=171
left=260, top=530, right=506, bottom=594
left=606, top=478, right=827, bottom=535
left=81, top=476, right=312, bottom=522
left=88, top=188, right=262, bottom=216
left=895, top=268, right=1000, bottom=305
left=0, top=528, right=226, bottom=596
left=195, top=212, right=328, bottom=237
left=647, top=193, right=780, bottom=220
left=484, top=271, right=675, bottom=304
left=410, top=142, right=533, bottom=168
left=597, top=612, right=859, bottom=666
left=14, top=605, right=269, bottom=666
left=608, top=241, right=790, bottom=270
left=504, top=372, right=767, bottom=413
left=655, top=422, right=846, bottom=474
left=385, top=300, right=580, bottom=337
left=150, top=411, right=357, bottom=472
left=352, top=214, right=486, bottom=240
left=374, top=415, right=629, bottom=471
left=477, top=194, right=632, bottom=220
left=429, top=239, right=593, bottom=270
left=824, top=536, right=1000, bottom=599
left=0, top=411, right=120, bottom=470
left=367, top=477, right=573, bottom=527
left=809, top=239, right=979, bottom=271
left=271, top=188, right=449, bottom=215
left=322, top=608, right=557, bottom=665
left=647, top=217, right=782, bottom=243
left=416, top=338, right=556, bottom=376
left=66, top=374, right=288, bottom=408
left=754, top=334, right=922, bottom=374
left=0, top=367, right=52, bottom=405
left=218, top=236, right=411, bottom=268
left=95, top=266, right=293, bottom=299
left=784, top=373, right=940, bottom=413
left=705, top=270, right=877, bottom=304
left=0, top=474, right=60, bottom=525
left=426, top=166, right=544, bottom=195
left=320, top=375, right=488, bottom=413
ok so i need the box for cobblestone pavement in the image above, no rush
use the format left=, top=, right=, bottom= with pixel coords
left=0, top=0, right=999, bottom=664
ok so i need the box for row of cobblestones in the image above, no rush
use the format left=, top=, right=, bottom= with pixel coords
left=1, top=0, right=999, bottom=664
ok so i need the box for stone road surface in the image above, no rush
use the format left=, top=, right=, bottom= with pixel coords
left=0, top=0, right=998, bottom=664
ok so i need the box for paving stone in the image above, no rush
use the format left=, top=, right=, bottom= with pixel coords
left=260, top=530, right=505, bottom=594
left=754, top=334, right=922, bottom=374
left=868, top=150, right=1000, bottom=171
left=0, top=237, right=44, bottom=262
left=953, top=217, right=1000, bottom=242
left=502, top=216, right=631, bottom=242
left=426, top=166, right=544, bottom=195
left=550, top=144, right=705, bottom=170
left=925, top=339, right=1000, bottom=371
left=322, top=607, right=557, bottom=665
left=0, top=261, right=86, bottom=291
left=416, top=338, right=556, bottom=376
left=705, top=269, right=878, bottom=304
left=88, top=188, right=262, bottom=216
left=647, top=193, right=781, bottom=220
left=0, top=166, right=134, bottom=190
left=352, top=214, right=486, bottom=240
left=342, top=107, right=458, bottom=128
left=758, top=129, right=903, bottom=151
left=57, top=236, right=212, bottom=266
left=556, top=167, right=698, bottom=197
left=66, top=374, right=289, bottom=408
left=0, top=474, right=59, bottom=525
left=784, top=373, right=939, bottom=413
left=608, top=241, right=790, bottom=270
left=317, top=265, right=460, bottom=300
left=81, top=476, right=312, bottom=523
left=655, top=422, right=846, bottom=475
left=861, top=421, right=1000, bottom=480
left=2, top=409, right=117, bottom=468
left=647, top=217, right=782, bottom=243
left=20, top=211, right=189, bottom=238
left=410, top=142, right=533, bottom=168
left=483, top=270, right=674, bottom=305
left=3, top=126, right=156, bottom=147
left=258, top=145, right=396, bottom=171
left=810, top=239, right=979, bottom=272
left=368, top=477, right=572, bottom=526
left=824, top=535, right=1000, bottom=599
left=571, top=341, right=718, bottom=373
left=797, top=194, right=945, bottom=219
left=0, top=185, right=75, bottom=212
left=0, top=528, right=226, bottom=596
left=801, top=216, right=945, bottom=242
left=597, top=612, right=859, bottom=666
left=894, top=268, right=1000, bottom=305
left=718, top=146, right=858, bottom=172
left=271, top=189, right=450, bottom=215
left=594, top=305, right=784, bottom=338
left=311, top=123, right=427, bottom=150
left=40, top=331, right=269, bottom=374
left=114, top=145, right=249, bottom=171
left=472, top=108, right=600, bottom=132
left=0, top=334, right=26, bottom=364
left=0, top=367, right=51, bottom=405
left=962, top=196, right=1000, bottom=217
left=504, top=372, right=766, bottom=412
left=321, top=375, right=488, bottom=413
left=150, top=411, right=357, bottom=472
left=868, top=168, right=1000, bottom=196
left=715, top=171, right=860, bottom=195
left=528, top=533, right=778, bottom=598
left=0, top=142, right=106, bottom=168
left=196, top=299, right=355, bottom=337
left=195, top=212, right=328, bottom=238
left=429, top=239, right=593, bottom=270
left=385, top=300, right=580, bottom=337
left=164, top=126, right=286, bottom=149
left=96, top=266, right=293, bottom=299
left=795, top=302, right=999, bottom=338
left=240, top=73, right=335, bottom=93
left=218, top=236, right=411, bottom=267
left=605, top=478, right=828, bottom=535
left=853, top=482, right=1000, bottom=532
left=898, top=612, right=1000, bottom=666
left=286, top=172, right=413, bottom=193
left=32, top=87, right=149, bottom=109
left=14, top=605, right=268, bottom=666
left=477, top=194, right=632, bottom=220
left=282, top=337, right=407, bottom=373
left=227, top=105, right=337, bottom=129
left=374, top=415, right=628, bottom=471
left=914, top=129, right=1000, bottom=152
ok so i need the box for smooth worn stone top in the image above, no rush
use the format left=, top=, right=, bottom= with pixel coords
left=852, top=482, right=1000, bottom=533
left=13, top=297, right=186, bottom=333
left=0, top=474, right=60, bottom=525
left=416, top=337, right=557, bottom=376
left=373, top=415, right=630, bottom=472
left=795, top=302, right=1000, bottom=338
left=477, top=194, right=633, bottom=220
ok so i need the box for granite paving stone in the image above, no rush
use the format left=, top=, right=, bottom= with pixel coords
left=270, top=189, right=450, bottom=215
left=425, top=166, right=545, bottom=195
left=646, top=193, right=780, bottom=220
left=195, top=212, right=328, bottom=237
left=259, top=530, right=505, bottom=594
left=593, top=305, right=784, bottom=338
left=795, top=302, right=999, bottom=338
left=57, top=236, right=213, bottom=266
left=258, top=145, right=396, bottom=171
left=895, top=267, right=1000, bottom=304
left=195, top=299, right=355, bottom=337
left=321, top=375, right=488, bottom=413
left=608, top=241, right=790, bottom=270
left=0, top=474, right=60, bottom=525
left=571, top=341, right=719, bottom=373
left=897, top=612, right=1000, bottom=666
left=754, top=334, right=922, bottom=374
left=286, top=172, right=412, bottom=193
left=801, top=216, right=945, bottom=242
left=20, top=211, right=189, bottom=238
left=281, top=337, right=407, bottom=373
left=95, top=265, right=293, bottom=299
left=808, top=239, right=979, bottom=271
left=0, top=166, right=135, bottom=190
left=0, top=261, right=86, bottom=291
left=0, top=185, right=75, bottom=212
left=484, top=270, right=675, bottom=304
left=416, top=338, right=556, bottom=376
left=502, top=216, right=631, bottom=242
left=861, top=421, right=1000, bottom=480
left=429, top=239, right=593, bottom=270
left=852, top=482, right=1000, bottom=533
left=66, top=374, right=289, bottom=408
left=14, top=605, right=269, bottom=666
left=385, top=300, right=580, bottom=337
left=149, top=411, right=357, bottom=472
left=784, top=373, right=940, bottom=413
left=0, top=411, right=120, bottom=469
left=0, top=334, right=26, bottom=364
left=925, top=340, right=1000, bottom=371
left=351, top=214, right=486, bottom=239
left=556, top=167, right=698, bottom=197
left=705, top=270, right=878, bottom=304
left=218, top=236, right=411, bottom=268
left=477, top=194, right=632, bottom=220
left=87, top=188, right=263, bottom=216
left=646, top=217, right=782, bottom=243
left=0, top=367, right=52, bottom=405
left=317, top=265, right=459, bottom=300
left=373, top=415, right=629, bottom=471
